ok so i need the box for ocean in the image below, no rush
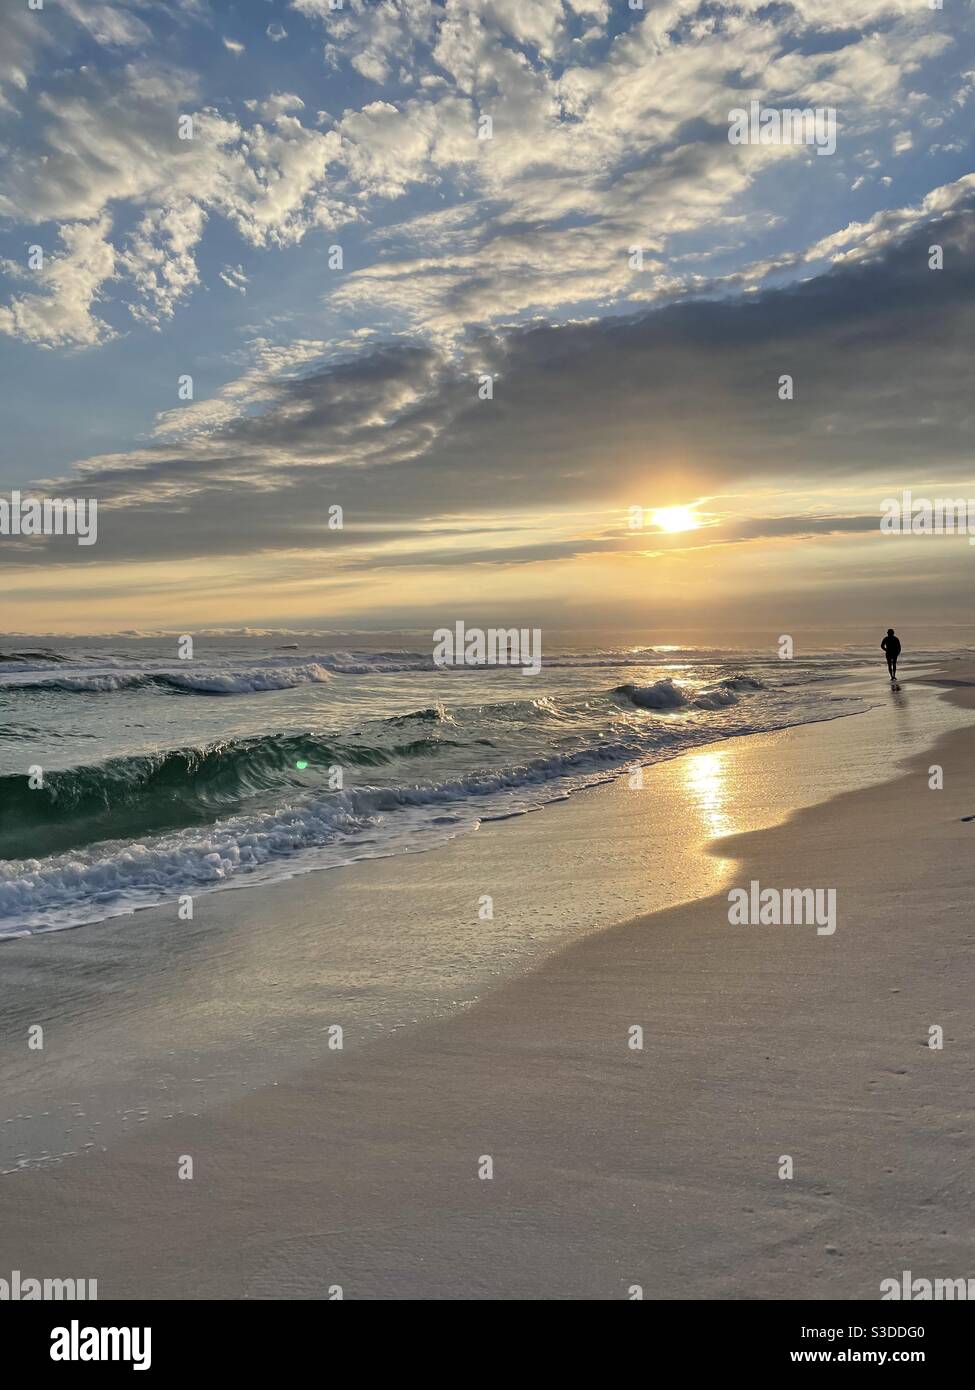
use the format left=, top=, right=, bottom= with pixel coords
left=0, top=634, right=937, bottom=936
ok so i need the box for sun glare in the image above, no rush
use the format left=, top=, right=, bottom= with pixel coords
left=651, top=505, right=700, bottom=534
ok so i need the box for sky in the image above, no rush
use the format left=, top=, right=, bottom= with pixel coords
left=1, top=0, right=974, bottom=643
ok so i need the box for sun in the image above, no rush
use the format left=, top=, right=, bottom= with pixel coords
left=650, top=505, right=700, bottom=534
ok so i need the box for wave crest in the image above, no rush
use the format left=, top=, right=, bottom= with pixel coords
left=2, top=663, right=332, bottom=696
left=0, top=729, right=459, bottom=859
left=615, top=679, right=689, bottom=710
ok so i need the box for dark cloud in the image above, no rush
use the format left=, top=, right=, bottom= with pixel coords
left=4, top=196, right=975, bottom=573
left=723, top=515, right=882, bottom=541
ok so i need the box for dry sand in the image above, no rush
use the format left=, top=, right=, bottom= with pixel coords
left=1, top=669, right=973, bottom=1299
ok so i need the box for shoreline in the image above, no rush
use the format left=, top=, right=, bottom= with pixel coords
left=0, top=668, right=884, bottom=945
left=1, top=666, right=968, bottom=1174
left=1, top=666, right=973, bottom=1297
left=3, top=654, right=952, bottom=943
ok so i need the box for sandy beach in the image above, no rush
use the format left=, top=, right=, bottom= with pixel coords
left=5, top=0, right=975, bottom=1330
left=1, top=666, right=973, bottom=1299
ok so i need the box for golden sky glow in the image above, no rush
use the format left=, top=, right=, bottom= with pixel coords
left=1, top=0, right=974, bottom=646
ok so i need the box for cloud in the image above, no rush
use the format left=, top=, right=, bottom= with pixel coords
left=566, top=0, right=609, bottom=21
left=294, top=0, right=438, bottom=84
left=6, top=195, right=974, bottom=568
left=0, top=8, right=53, bottom=113
left=0, top=65, right=218, bottom=224
left=152, top=337, right=338, bottom=438
left=725, top=515, right=883, bottom=542
left=302, top=0, right=965, bottom=340
left=0, top=67, right=348, bottom=247
left=219, top=265, right=249, bottom=293
left=222, top=37, right=245, bottom=56
left=0, top=217, right=117, bottom=348
left=119, top=199, right=207, bottom=326
left=0, top=64, right=349, bottom=340
left=800, top=174, right=975, bottom=268
left=59, top=0, right=153, bottom=47
left=351, top=51, right=391, bottom=84
left=1, top=0, right=971, bottom=355
left=244, top=93, right=306, bottom=120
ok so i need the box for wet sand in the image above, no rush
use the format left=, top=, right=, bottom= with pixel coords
left=1, top=667, right=972, bottom=1298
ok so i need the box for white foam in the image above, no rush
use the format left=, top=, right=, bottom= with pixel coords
left=693, top=687, right=739, bottom=710
left=617, top=679, right=690, bottom=710
left=162, top=663, right=332, bottom=693
left=0, top=652, right=874, bottom=935
left=0, top=662, right=333, bottom=695
left=0, top=747, right=654, bottom=931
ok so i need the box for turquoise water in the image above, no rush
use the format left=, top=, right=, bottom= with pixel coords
left=0, top=633, right=944, bottom=934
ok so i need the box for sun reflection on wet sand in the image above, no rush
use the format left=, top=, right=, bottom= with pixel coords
left=681, top=748, right=736, bottom=840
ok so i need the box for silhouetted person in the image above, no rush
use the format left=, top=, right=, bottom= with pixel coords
left=881, top=628, right=901, bottom=681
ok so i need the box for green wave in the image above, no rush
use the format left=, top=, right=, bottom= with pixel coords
left=0, top=730, right=458, bottom=859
